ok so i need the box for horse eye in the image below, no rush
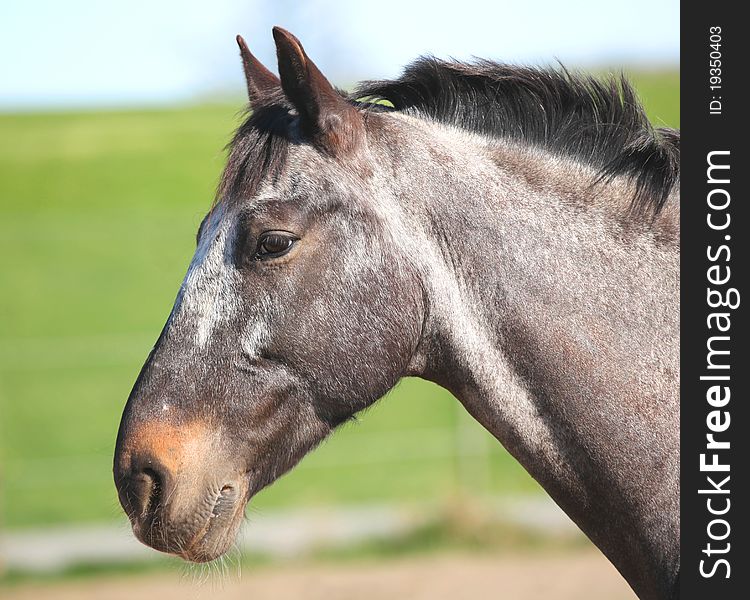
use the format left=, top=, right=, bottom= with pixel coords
left=255, top=231, right=297, bottom=260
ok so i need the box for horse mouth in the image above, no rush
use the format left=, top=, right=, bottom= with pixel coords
left=131, top=482, right=248, bottom=563
left=178, top=486, right=246, bottom=562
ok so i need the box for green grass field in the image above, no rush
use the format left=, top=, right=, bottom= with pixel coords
left=0, top=71, right=679, bottom=529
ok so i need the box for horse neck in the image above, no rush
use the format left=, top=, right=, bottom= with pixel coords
left=392, top=126, right=680, bottom=599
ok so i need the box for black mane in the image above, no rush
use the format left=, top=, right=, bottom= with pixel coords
left=355, top=58, right=679, bottom=216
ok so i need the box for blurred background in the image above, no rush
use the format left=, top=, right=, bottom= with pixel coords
left=0, top=1, right=678, bottom=598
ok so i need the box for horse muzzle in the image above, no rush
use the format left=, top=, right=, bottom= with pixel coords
left=113, top=419, right=248, bottom=562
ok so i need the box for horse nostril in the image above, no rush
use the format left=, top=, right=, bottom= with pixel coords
left=120, top=460, right=168, bottom=524
left=211, top=482, right=238, bottom=519
left=140, top=467, right=162, bottom=517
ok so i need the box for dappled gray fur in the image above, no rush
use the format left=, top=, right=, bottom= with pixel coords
left=365, top=113, right=679, bottom=600
left=115, top=37, right=678, bottom=600
left=356, top=58, right=679, bottom=217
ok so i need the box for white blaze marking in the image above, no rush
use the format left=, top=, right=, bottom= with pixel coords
left=171, top=205, right=241, bottom=349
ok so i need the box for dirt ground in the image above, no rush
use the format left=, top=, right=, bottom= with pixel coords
left=3, top=550, right=636, bottom=600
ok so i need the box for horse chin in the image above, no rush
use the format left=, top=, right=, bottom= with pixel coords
left=129, top=482, right=248, bottom=564
left=175, top=506, right=245, bottom=563
left=176, top=523, right=241, bottom=563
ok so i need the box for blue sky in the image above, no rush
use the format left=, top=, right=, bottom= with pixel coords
left=1, top=0, right=679, bottom=110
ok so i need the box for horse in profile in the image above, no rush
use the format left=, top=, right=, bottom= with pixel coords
left=114, top=27, right=679, bottom=600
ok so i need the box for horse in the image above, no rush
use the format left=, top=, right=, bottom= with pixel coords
left=114, top=27, right=680, bottom=600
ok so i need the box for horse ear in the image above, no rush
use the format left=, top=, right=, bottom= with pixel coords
left=236, top=34, right=280, bottom=104
left=271, top=26, right=362, bottom=155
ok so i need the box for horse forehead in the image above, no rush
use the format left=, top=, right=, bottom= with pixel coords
left=189, top=203, right=236, bottom=273
left=170, top=204, right=243, bottom=348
